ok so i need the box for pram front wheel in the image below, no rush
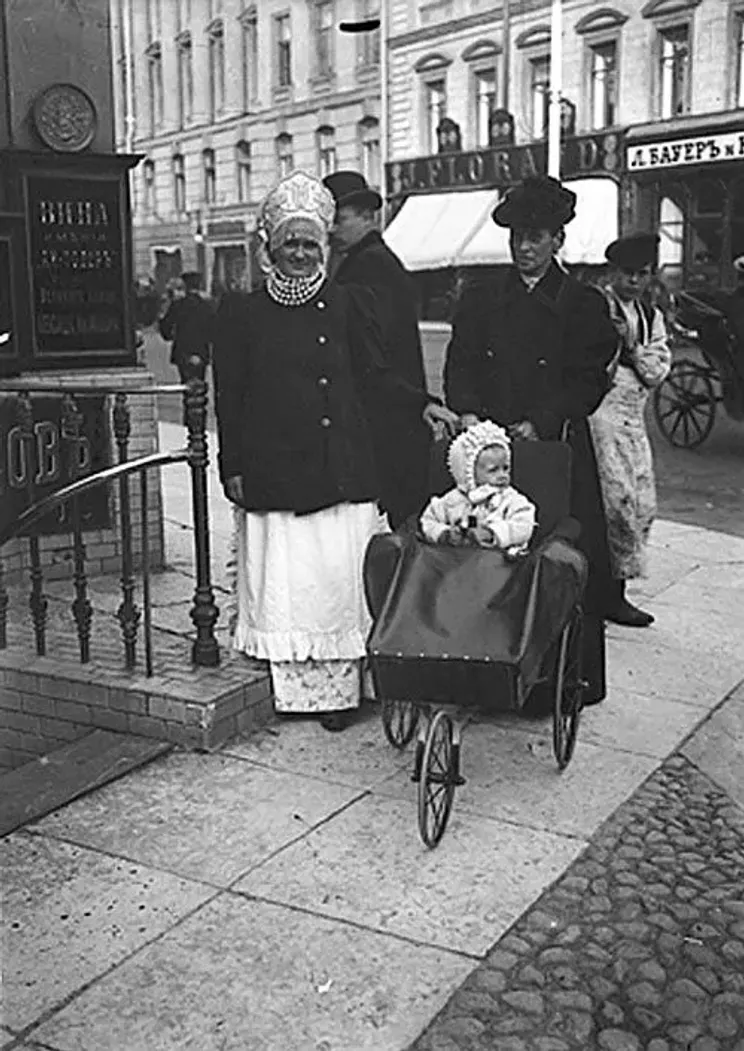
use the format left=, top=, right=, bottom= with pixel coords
left=382, top=699, right=419, bottom=749
left=552, top=611, right=583, bottom=770
left=418, top=710, right=458, bottom=848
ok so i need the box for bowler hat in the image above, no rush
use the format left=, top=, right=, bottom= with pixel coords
left=323, top=170, right=382, bottom=212
left=606, top=233, right=660, bottom=269
left=492, top=175, right=577, bottom=231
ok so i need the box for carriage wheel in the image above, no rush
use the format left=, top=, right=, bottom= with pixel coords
left=381, top=699, right=419, bottom=750
left=653, top=358, right=716, bottom=449
left=552, top=612, right=583, bottom=771
left=417, top=710, right=457, bottom=848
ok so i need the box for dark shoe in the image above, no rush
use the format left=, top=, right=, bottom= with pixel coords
left=319, top=710, right=351, bottom=732
left=605, top=599, right=654, bottom=628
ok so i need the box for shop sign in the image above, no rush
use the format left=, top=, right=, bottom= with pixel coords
left=0, top=392, right=112, bottom=536
left=385, top=131, right=622, bottom=198
left=627, top=130, right=744, bottom=172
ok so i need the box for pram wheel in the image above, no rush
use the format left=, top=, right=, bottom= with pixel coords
left=552, top=611, right=583, bottom=770
left=418, top=711, right=458, bottom=848
left=382, top=699, right=419, bottom=749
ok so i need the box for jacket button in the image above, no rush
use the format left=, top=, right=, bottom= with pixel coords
left=318, top=376, right=329, bottom=388
left=320, top=416, right=332, bottom=428
left=318, top=335, right=327, bottom=344
left=317, top=300, right=326, bottom=310
left=538, top=358, right=547, bottom=367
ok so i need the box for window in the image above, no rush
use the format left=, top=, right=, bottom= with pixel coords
left=425, top=79, right=446, bottom=152
left=236, top=141, right=252, bottom=202
left=659, top=25, right=690, bottom=118
left=241, top=9, right=258, bottom=110
left=208, top=0, right=222, bottom=18
left=203, top=149, right=216, bottom=205
left=589, top=41, right=617, bottom=129
left=209, top=21, right=225, bottom=118
left=359, top=118, right=380, bottom=188
left=146, top=45, right=163, bottom=134
left=173, top=154, right=186, bottom=213
left=275, top=13, right=292, bottom=88
left=317, top=126, right=336, bottom=177
left=143, top=159, right=155, bottom=213
left=177, top=35, right=193, bottom=126
left=177, top=0, right=191, bottom=33
left=530, top=56, right=550, bottom=139
left=736, top=16, right=744, bottom=108
left=146, top=0, right=161, bottom=42
left=314, top=1, right=334, bottom=78
left=357, top=0, right=381, bottom=67
left=474, top=68, right=498, bottom=147
left=276, top=133, right=293, bottom=178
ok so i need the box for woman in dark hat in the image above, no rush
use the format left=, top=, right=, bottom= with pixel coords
left=590, top=234, right=671, bottom=627
left=443, top=175, right=619, bottom=704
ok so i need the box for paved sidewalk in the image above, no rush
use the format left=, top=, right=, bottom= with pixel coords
left=1, top=422, right=744, bottom=1050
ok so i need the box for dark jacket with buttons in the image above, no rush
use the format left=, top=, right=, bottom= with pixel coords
left=213, top=281, right=429, bottom=516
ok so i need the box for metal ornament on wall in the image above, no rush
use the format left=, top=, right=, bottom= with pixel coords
left=489, top=109, right=515, bottom=147
left=32, top=83, right=97, bottom=153
left=437, top=118, right=462, bottom=155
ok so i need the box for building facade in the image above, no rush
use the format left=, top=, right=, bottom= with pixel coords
left=111, top=0, right=382, bottom=293
left=386, top=0, right=744, bottom=298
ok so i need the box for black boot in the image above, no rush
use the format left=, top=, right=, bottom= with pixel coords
left=604, top=580, right=654, bottom=628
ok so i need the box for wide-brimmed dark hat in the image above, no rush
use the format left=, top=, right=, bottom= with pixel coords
left=605, top=233, right=660, bottom=269
left=323, top=170, right=382, bottom=212
left=492, top=175, right=577, bottom=231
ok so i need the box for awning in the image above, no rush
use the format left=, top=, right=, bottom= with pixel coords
left=384, top=176, right=618, bottom=270
left=383, top=189, right=500, bottom=270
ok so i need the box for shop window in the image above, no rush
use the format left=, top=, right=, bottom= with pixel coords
left=359, top=118, right=381, bottom=188
left=177, top=34, right=193, bottom=127
left=689, top=176, right=726, bottom=289
left=658, top=188, right=685, bottom=290
left=173, top=154, right=186, bottom=213
left=146, top=44, right=163, bottom=135
left=731, top=178, right=744, bottom=271
left=313, top=1, right=334, bottom=79
left=276, top=133, right=293, bottom=178
left=203, top=148, right=217, bottom=206
left=275, top=13, right=292, bottom=88
left=236, top=141, right=252, bottom=203
left=241, top=8, right=258, bottom=110
left=208, top=21, right=225, bottom=119
left=589, top=41, right=617, bottom=129
left=356, top=0, right=381, bottom=67
left=659, top=25, right=690, bottom=118
left=530, top=56, right=550, bottom=140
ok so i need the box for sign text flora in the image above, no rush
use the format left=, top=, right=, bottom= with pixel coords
left=385, top=132, right=622, bottom=198
left=627, top=130, right=744, bottom=172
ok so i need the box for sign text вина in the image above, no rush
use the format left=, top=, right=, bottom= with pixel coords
left=385, top=131, right=622, bottom=198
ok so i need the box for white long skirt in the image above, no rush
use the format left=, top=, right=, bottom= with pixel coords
left=228, top=501, right=386, bottom=713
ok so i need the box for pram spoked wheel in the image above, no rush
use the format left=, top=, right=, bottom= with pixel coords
left=417, top=710, right=462, bottom=848
left=552, top=610, right=583, bottom=770
left=382, top=699, right=419, bottom=749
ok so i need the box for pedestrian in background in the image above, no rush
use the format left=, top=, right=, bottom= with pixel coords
left=158, top=271, right=214, bottom=383
left=323, top=170, right=458, bottom=528
left=590, top=234, right=672, bottom=627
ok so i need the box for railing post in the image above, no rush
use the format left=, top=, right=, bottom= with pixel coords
left=17, top=392, right=47, bottom=655
left=113, top=392, right=140, bottom=668
left=184, top=355, right=220, bottom=667
left=61, top=393, right=93, bottom=663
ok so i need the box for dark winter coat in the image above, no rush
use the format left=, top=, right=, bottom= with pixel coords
left=332, top=229, right=432, bottom=527
left=212, top=281, right=430, bottom=516
left=158, top=292, right=214, bottom=368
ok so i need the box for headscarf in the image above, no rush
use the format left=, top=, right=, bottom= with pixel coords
left=447, top=420, right=511, bottom=495
left=256, top=171, right=336, bottom=307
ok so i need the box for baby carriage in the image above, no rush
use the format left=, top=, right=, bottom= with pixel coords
left=363, top=439, right=588, bottom=848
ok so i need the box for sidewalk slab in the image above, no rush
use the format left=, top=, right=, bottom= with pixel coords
left=1, top=832, right=212, bottom=1032
left=681, top=683, right=744, bottom=813
left=31, top=894, right=475, bottom=1051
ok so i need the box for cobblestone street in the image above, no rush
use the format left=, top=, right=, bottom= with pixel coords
left=410, top=754, right=744, bottom=1051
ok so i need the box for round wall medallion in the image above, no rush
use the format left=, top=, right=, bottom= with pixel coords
left=32, top=84, right=97, bottom=153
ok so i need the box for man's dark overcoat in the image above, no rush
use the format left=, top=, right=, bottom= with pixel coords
left=444, top=262, right=618, bottom=701
left=158, top=292, right=215, bottom=377
left=333, top=229, right=432, bottom=528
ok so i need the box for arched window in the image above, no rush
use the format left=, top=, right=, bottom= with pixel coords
left=317, top=126, right=336, bottom=177
left=358, top=117, right=380, bottom=188
left=276, top=133, right=293, bottom=178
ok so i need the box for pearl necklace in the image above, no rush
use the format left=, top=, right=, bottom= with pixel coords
left=266, top=267, right=326, bottom=307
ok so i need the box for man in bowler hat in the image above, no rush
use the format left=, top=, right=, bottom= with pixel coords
left=444, top=175, right=619, bottom=704
left=323, top=170, right=458, bottom=528
left=158, top=271, right=214, bottom=383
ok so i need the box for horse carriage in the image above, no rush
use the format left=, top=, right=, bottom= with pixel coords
left=363, top=439, right=589, bottom=848
left=653, top=288, right=744, bottom=449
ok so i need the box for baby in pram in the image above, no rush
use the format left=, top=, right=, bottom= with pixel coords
left=420, top=420, right=537, bottom=555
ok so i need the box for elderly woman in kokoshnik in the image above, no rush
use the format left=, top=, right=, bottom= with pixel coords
left=212, top=171, right=451, bottom=731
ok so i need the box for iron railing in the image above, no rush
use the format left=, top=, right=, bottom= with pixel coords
left=0, top=358, right=219, bottom=675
